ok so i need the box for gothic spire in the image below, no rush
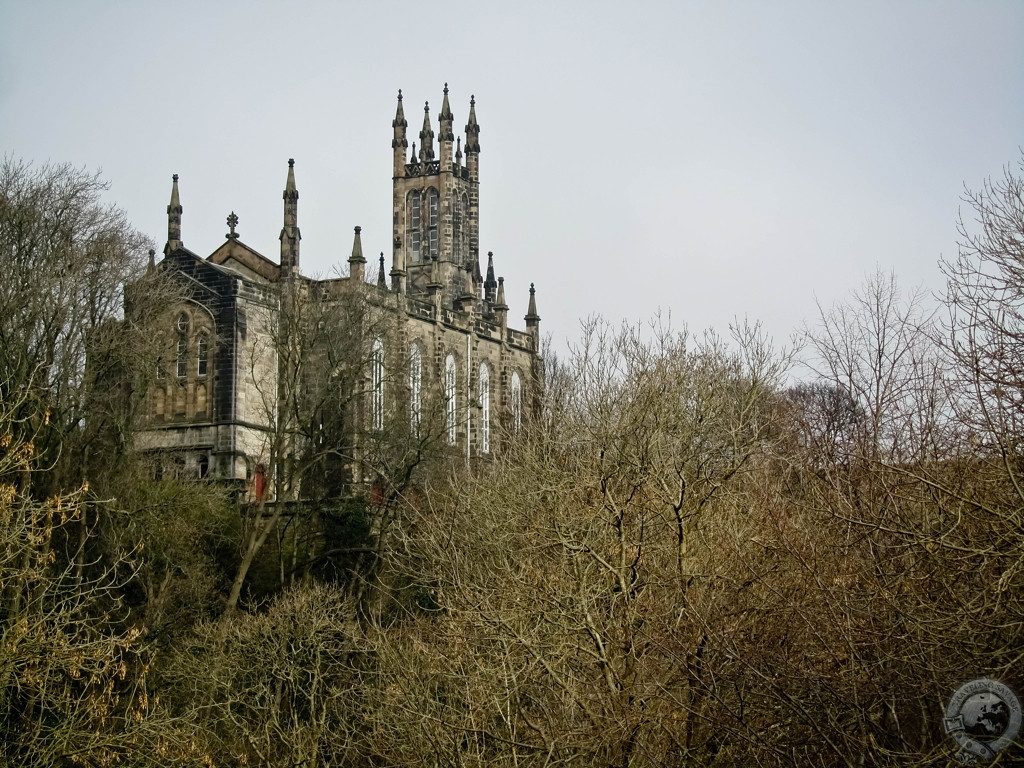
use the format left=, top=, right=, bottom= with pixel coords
left=392, top=89, right=408, bottom=142
left=393, top=89, right=408, bottom=177
left=495, top=276, right=508, bottom=326
left=439, top=82, right=454, bottom=142
left=164, top=173, right=182, bottom=256
left=377, top=253, right=387, bottom=288
left=495, top=276, right=507, bottom=309
left=465, top=94, right=480, bottom=153
left=484, top=251, right=497, bottom=303
left=419, top=101, right=435, bottom=161
left=349, top=225, right=366, bottom=282
left=455, top=136, right=463, bottom=165
left=285, top=158, right=298, bottom=198
left=525, top=283, right=540, bottom=325
left=280, top=159, right=300, bottom=273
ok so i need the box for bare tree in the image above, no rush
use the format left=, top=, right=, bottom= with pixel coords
left=0, top=156, right=174, bottom=497
left=363, top=316, right=792, bottom=766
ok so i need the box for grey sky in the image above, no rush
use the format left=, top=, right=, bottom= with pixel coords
left=2, top=1, right=1021, bottom=355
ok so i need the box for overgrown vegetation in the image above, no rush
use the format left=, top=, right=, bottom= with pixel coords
left=2, top=155, right=1023, bottom=766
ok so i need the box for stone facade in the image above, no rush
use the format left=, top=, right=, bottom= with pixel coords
left=136, top=87, right=542, bottom=496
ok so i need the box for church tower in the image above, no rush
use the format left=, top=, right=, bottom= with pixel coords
left=391, top=85, right=479, bottom=303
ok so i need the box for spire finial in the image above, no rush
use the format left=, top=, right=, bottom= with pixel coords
left=484, top=251, right=497, bottom=302
left=147, top=248, right=156, bottom=272
left=226, top=211, right=239, bottom=239
left=280, top=159, right=300, bottom=271
left=526, top=282, right=539, bottom=325
left=393, top=90, right=409, bottom=166
left=348, top=225, right=366, bottom=282
left=440, top=83, right=454, bottom=140
left=284, top=158, right=298, bottom=198
left=465, top=94, right=480, bottom=153
left=165, top=173, right=183, bottom=255
left=377, top=253, right=387, bottom=288
left=349, top=225, right=365, bottom=263
left=419, top=101, right=435, bottom=161
left=410, top=142, right=417, bottom=164
left=495, top=276, right=508, bottom=312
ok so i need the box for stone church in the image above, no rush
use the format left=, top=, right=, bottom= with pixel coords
left=138, top=86, right=542, bottom=497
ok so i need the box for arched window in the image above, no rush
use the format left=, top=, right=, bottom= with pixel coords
left=427, top=188, right=439, bottom=259
left=479, top=362, right=490, bottom=454
left=175, top=313, right=189, bottom=379
left=409, top=343, right=422, bottom=433
left=509, top=370, right=523, bottom=432
left=371, top=337, right=384, bottom=431
left=407, top=190, right=422, bottom=262
left=444, top=353, right=457, bottom=445
left=197, top=333, right=209, bottom=377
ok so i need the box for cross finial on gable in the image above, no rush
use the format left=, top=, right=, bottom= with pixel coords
left=227, top=211, right=239, bottom=239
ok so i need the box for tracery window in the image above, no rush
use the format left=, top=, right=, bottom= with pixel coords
left=444, top=353, right=457, bottom=445
left=509, top=370, right=523, bottom=432
left=371, top=337, right=384, bottom=431
left=409, top=343, right=422, bottom=433
left=408, top=190, right=422, bottom=262
left=479, top=362, right=490, bottom=454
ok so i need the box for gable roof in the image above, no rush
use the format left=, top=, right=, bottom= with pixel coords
left=207, top=238, right=281, bottom=283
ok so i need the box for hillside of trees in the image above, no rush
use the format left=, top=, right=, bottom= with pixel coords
left=2, top=154, right=1023, bottom=766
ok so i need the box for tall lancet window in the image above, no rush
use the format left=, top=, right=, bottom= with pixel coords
left=175, top=313, right=189, bottom=379
left=427, top=188, right=439, bottom=259
left=408, top=190, right=422, bottom=262
left=444, top=353, right=457, bottom=445
left=459, top=192, right=469, bottom=264
left=452, top=193, right=463, bottom=263
left=371, top=337, right=384, bottom=431
left=479, top=362, right=491, bottom=454
left=197, top=333, right=209, bottom=377
left=509, top=370, right=523, bottom=432
left=409, top=343, right=422, bottom=434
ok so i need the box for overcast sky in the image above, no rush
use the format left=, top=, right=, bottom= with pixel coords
left=2, top=1, right=1022, bottom=355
